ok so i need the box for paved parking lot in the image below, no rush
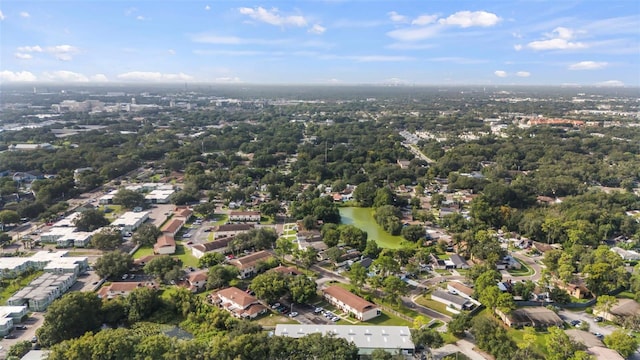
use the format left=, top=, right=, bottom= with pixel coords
left=0, top=313, right=44, bottom=360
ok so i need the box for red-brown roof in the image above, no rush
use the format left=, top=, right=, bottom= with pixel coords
left=322, top=285, right=377, bottom=313
left=174, top=206, right=193, bottom=219
left=229, top=250, right=274, bottom=270
left=269, top=265, right=302, bottom=276
left=161, top=218, right=185, bottom=234
left=134, top=255, right=158, bottom=265
left=214, top=286, right=258, bottom=308
left=187, top=269, right=208, bottom=284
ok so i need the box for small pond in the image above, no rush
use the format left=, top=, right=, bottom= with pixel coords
left=339, top=207, right=403, bottom=249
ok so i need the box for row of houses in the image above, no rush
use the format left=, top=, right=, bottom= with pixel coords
left=98, top=184, right=176, bottom=205
left=0, top=306, right=29, bottom=336
left=154, top=206, right=193, bottom=255
left=0, top=251, right=89, bottom=280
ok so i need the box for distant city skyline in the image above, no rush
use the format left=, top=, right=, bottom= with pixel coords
left=1, top=1, right=639, bottom=86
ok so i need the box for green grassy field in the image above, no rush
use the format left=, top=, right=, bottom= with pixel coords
left=506, top=258, right=533, bottom=276
left=415, top=294, right=452, bottom=315
left=130, top=242, right=198, bottom=267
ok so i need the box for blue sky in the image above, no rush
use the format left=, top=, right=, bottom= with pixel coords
left=1, top=1, right=639, bottom=86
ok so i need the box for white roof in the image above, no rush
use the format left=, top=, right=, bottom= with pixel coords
left=112, top=211, right=149, bottom=227
left=42, top=226, right=76, bottom=237
left=20, top=350, right=50, bottom=360
left=145, top=189, right=174, bottom=200
left=53, top=212, right=82, bottom=227
left=0, top=305, right=27, bottom=326
left=275, top=325, right=414, bottom=350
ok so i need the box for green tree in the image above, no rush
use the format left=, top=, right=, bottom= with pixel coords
left=363, top=240, right=381, bottom=259
left=546, top=326, right=583, bottom=360
left=373, top=187, right=394, bottom=208
left=288, top=275, right=317, bottom=304
left=322, top=226, right=340, bottom=247
left=134, top=334, right=174, bottom=360
left=260, top=200, right=283, bottom=219
left=412, top=327, right=444, bottom=349
left=144, top=255, right=182, bottom=281
left=275, top=237, right=294, bottom=261
left=604, top=330, right=639, bottom=359
left=595, top=295, right=618, bottom=316
left=37, top=292, right=103, bottom=347
left=382, top=275, right=408, bottom=305
left=353, top=181, right=377, bottom=207
left=7, top=340, right=32, bottom=358
left=348, top=262, right=368, bottom=289
left=131, top=223, right=161, bottom=247
left=198, top=251, right=226, bottom=268
left=370, top=348, right=393, bottom=360
left=90, top=227, right=123, bottom=250
left=251, top=272, right=288, bottom=304
left=207, top=265, right=239, bottom=289
left=0, top=209, right=20, bottom=230
left=126, top=287, right=160, bottom=323
left=113, top=189, right=146, bottom=210
left=402, top=224, right=425, bottom=242
left=448, top=313, right=470, bottom=337
left=74, top=208, right=110, bottom=232
left=93, top=250, right=133, bottom=279
left=339, top=225, right=368, bottom=251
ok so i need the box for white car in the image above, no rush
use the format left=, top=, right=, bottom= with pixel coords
left=289, top=312, right=299, bottom=317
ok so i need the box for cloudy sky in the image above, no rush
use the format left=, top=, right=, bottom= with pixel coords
left=1, top=1, right=638, bottom=86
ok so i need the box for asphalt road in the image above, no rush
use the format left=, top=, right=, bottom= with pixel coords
left=0, top=313, right=44, bottom=360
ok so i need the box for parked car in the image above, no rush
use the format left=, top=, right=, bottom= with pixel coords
left=271, top=303, right=281, bottom=309
left=594, top=316, right=603, bottom=322
left=314, top=307, right=323, bottom=314
left=4, top=334, right=15, bottom=339
left=289, top=312, right=298, bottom=317
left=121, top=274, right=128, bottom=280
left=31, top=336, right=38, bottom=343
left=15, top=325, right=27, bottom=330
left=594, top=333, right=604, bottom=340
left=331, top=316, right=339, bottom=322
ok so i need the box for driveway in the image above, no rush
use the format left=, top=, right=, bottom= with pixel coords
left=558, top=310, right=617, bottom=336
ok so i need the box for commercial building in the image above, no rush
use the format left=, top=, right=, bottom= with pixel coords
left=111, top=211, right=150, bottom=233
left=322, top=285, right=380, bottom=321
left=275, top=325, right=415, bottom=358
left=40, top=226, right=93, bottom=247
left=214, top=224, right=254, bottom=239
left=7, top=272, right=77, bottom=311
left=228, top=211, right=261, bottom=222
left=0, top=306, right=28, bottom=336
left=145, top=189, right=175, bottom=204
left=0, top=251, right=88, bottom=280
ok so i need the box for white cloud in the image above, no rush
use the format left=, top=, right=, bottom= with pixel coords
left=526, top=27, right=587, bottom=51
left=14, top=53, right=32, bottom=60
left=168, top=49, right=176, bottom=55
left=0, top=10, right=5, bottom=21
left=214, top=76, right=242, bottom=83
left=205, top=5, right=211, bottom=11
left=47, top=45, right=79, bottom=61
left=568, top=61, right=607, bottom=70
left=327, top=78, right=342, bottom=84
left=514, top=44, right=523, bottom=51
left=308, top=24, right=326, bottom=35
left=494, top=70, right=508, bottom=77
left=0, top=71, right=37, bottom=82
left=117, top=71, right=194, bottom=82
left=20, top=11, right=30, bottom=18
left=387, top=10, right=500, bottom=42
left=388, top=11, right=408, bottom=23
left=136, top=15, right=145, bottom=21
left=383, top=77, right=409, bottom=85
left=124, top=7, right=137, bottom=16
left=238, top=6, right=307, bottom=27
left=17, top=45, right=43, bottom=52
left=516, top=71, right=531, bottom=77
left=412, top=14, right=438, bottom=26
left=43, top=70, right=89, bottom=82
left=387, top=25, right=442, bottom=42
left=438, top=11, right=501, bottom=28
left=429, top=57, right=487, bottom=64
left=595, top=80, right=624, bottom=87
left=527, top=38, right=586, bottom=51
left=386, top=43, right=435, bottom=50
left=90, top=74, right=109, bottom=82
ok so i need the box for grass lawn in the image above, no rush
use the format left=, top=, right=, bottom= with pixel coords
left=505, top=325, right=549, bottom=358
left=617, top=291, right=636, bottom=300
left=361, top=311, right=412, bottom=326
left=132, top=246, right=154, bottom=258
left=429, top=320, right=444, bottom=329
left=507, top=259, right=533, bottom=276
left=254, top=313, right=298, bottom=327
left=174, top=242, right=198, bottom=267
left=441, top=332, right=460, bottom=344
left=415, top=295, right=453, bottom=315
left=1, top=271, right=43, bottom=305
left=437, top=254, right=450, bottom=260
left=435, top=269, right=452, bottom=275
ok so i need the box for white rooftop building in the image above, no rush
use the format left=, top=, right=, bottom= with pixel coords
left=0, top=251, right=88, bottom=280
left=0, top=305, right=28, bottom=336
left=111, top=211, right=150, bottom=233
left=7, top=272, right=77, bottom=311
left=145, top=189, right=175, bottom=204
left=52, top=212, right=82, bottom=227
left=275, top=325, right=415, bottom=357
